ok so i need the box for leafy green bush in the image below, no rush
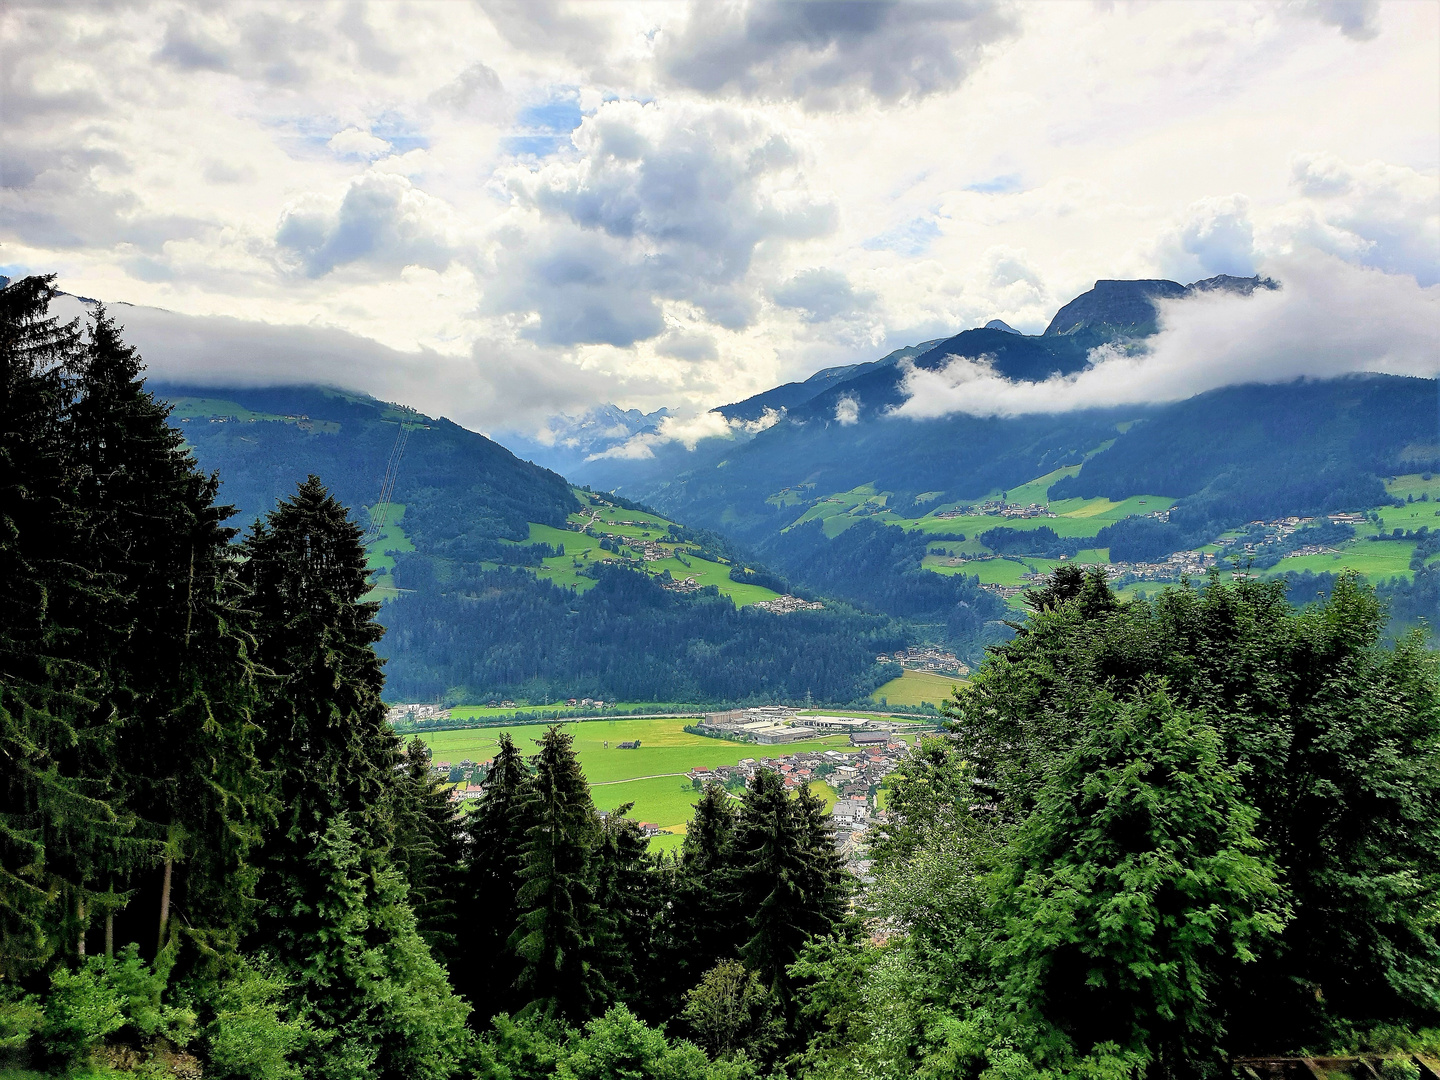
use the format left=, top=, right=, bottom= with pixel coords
left=201, top=958, right=309, bottom=1080
left=37, top=960, right=126, bottom=1066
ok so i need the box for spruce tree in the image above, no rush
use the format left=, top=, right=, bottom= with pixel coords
left=509, top=725, right=606, bottom=1020
left=0, top=278, right=134, bottom=975
left=242, top=476, right=470, bottom=1075
left=661, top=785, right=742, bottom=1012
left=456, top=732, right=528, bottom=1023
left=241, top=475, right=400, bottom=854
left=591, top=803, right=660, bottom=1014
left=70, top=305, right=267, bottom=960
left=391, top=738, right=463, bottom=960
left=733, top=770, right=845, bottom=996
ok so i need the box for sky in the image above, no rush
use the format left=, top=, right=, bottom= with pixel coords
left=2, top=0, right=1437, bottom=439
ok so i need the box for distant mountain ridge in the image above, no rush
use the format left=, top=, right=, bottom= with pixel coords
left=704, top=274, right=1279, bottom=429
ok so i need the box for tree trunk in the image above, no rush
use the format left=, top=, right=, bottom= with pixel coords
left=105, top=909, right=114, bottom=959
left=156, top=855, right=173, bottom=954
left=77, top=896, right=86, bottom=958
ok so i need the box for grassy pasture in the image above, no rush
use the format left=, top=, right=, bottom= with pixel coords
left=1268, top=539, right=1417, bottom=582
left=872, top=669, right=962, bottom=709
left=518, top=517, right=782, bottom=607
left=418, top=716, right=851, bottom=839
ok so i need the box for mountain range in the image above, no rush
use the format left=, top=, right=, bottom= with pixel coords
left=108, top=273, right=1440, bottom=702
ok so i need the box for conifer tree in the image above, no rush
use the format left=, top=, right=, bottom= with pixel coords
left=592, top=803, right=660, bottom=1013
left=0, top=275, right=119, bottom=974
left=391, top=738, right=463, bottom=959
left=660, top=785, right=742, bottom=1012
left=733, top=770, right=813, bottom=994
left=241, top=475, right=400, bottom=855
left=70, top=305, right=266, bottom=959
left=509, top=725, right=606, bottom=1020
left=728, top=772, right=848, bottom=999
left=456, top=732, right=528, bottom=1023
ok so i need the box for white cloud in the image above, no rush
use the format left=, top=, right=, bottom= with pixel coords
left=1267, top=154, right=1440, bottom=285
left=327, top=127, right=393, bottom=160
left=658, top=0, right=1019, bottom=110
left=834, top=394, right=860, bottom=425
left=1154, top=195, right=1257, bottom=281
left=892, top=254, right=1439, bottom=419
left=587, top=406, right=784, bottom=459
left=0, top=0, right=1435, bottom=432
left=275, top=172, right=465, bottom=278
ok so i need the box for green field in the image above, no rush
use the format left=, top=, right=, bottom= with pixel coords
left=515, top=492, right=783, bottom=607
left=1268, top=538, right=1417, bottom=582
left=364, top=502, right=415, bottom=601
left=872, top=669, right=962, bottom=709
left=418, top=717, right=852, bottom=839
left=444, top=701, right=700, bottom=721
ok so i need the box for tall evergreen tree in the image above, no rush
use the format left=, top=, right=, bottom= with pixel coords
left=509, top=725, right=606, bottom=1020
left=0, top=275, right=122, bottom=975
left=592, top=803, right=661, bottom=1014
left=391, top=737, right=463, bottom=960
left=241, top=475, right=400, bottom=855
left=70, top=305, right=267, bottom=960
left=456, top=732, right=528, bottom=1023
left=242, top=476, right=470, bottom=1075
left=733, top=771, right=845, bottom=996
left=659, top=785, right=742, bottom=1014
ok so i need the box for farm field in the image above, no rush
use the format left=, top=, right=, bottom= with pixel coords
left=1268, top=538, right=1417, bottom=582
left=417, top=716, right=853, bottom=839
left=446, top=701, right=700, bottom=722
left=872, top=669, right=962, bottom=709
left=514, top=492, right=783, bottom=607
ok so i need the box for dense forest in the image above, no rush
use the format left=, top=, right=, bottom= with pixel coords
left=4, top=276, right=1438, bottom=1078
left=380, top=559, right=907, bottom=704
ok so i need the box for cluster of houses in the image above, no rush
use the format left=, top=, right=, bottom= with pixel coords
left=694, top=706, right=919, bottom=746
left=386, top=703, right=451, bottom=724
left=661, top=576, right=703, bottom=593
left=935, top=500, right=1056, bottom=519
left=751, top=594, right=825, bottom=614
left=875, top=645, right=969, bottom=676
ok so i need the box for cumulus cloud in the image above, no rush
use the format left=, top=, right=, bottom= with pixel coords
left=589, top=406, right=784, bottom=459
left=1271, top=154, right=1439, bottom=285
left=773, top=268, right=876, bottom=322
left=659, top=0, right=1018, bottom=109
left=834, top=393, right=860, bottom=424
left=327, top=127, right=393, bottom=160
left=276, top=172, right=464, bottom=278
left=1155, top=195, right=1257, bottom=281
left=1297, top=0, right=1381, bottom=40
left=892, top=255, right=1439, bottom=419
left=484, top=98, right=836, bottom=345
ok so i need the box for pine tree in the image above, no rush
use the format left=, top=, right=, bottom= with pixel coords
left=69, top=305, right=267, bottom=960
left=391, top=738, right=463, bottom=960
left=456, top=732, right=528, bottom=1024
left=241, top=475, right=400, bottom=854
left=509, top=725, right=606, bottom=1020
left=659, top=785, right=742, bottom=1014
left=591, top=802, right=660, bottom=1013
left=0, top=277, right=131, bottom=975
left=733, top=770, right=845, bottom=997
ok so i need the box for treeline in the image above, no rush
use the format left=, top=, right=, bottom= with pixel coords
left=379, top=559, right=906, bottom=704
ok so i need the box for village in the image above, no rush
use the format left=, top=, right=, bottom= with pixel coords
left=875, top=644, right=969, bottom=676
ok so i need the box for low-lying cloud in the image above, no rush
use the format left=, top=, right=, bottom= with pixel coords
left=588, top=407, right=784, bottom=460
left=893, top=255, right=1440, bottom=419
